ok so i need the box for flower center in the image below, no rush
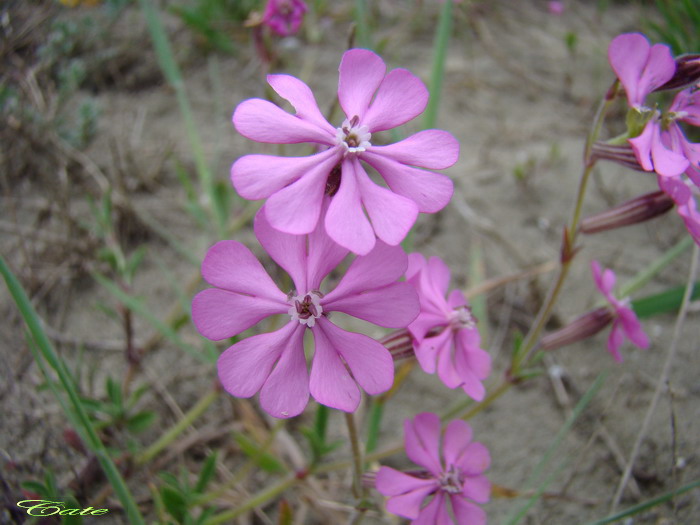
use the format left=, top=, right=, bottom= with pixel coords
left=438, top=464, right=463, bottom=495
left=288, top=291, right=323, bottom=328
left=449, top=305, right=476, bottom=330
left=335, top=115, right=371, bottom=154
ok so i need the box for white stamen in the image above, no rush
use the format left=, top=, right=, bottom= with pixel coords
left=335, top=118, right=372, bottom=154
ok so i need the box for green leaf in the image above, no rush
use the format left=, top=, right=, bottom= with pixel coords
left=233, top=433, right=285, bottom=473
left=21, top=480, right=49, bottom=497
left=631, top=282, right=700, bottom=319
left=161, top=485, right=188, bottom=523
left=126, top=411, right=157, bottom=433
left=106, top=377, right=123, bottom=409
left=194, top=452, right=218, bottom=494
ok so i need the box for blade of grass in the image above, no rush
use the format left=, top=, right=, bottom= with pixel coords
left=138, top=0, right=223, bottom=236
left=584, top=478, right=700, bottom=525
left=423, top=0, right=453, bottom=129
left=0, top=255, right=145, bottom=525
left=631, top=281, right=699, bottom=318
left=503, top=371, right=608, bottom=525
left=353, top=0, right=371, bottom=49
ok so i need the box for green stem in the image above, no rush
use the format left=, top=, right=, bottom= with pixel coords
left=514, top=94, right=616, bottom=371
left=345, top=411, right=364, bottom=500
left=203, top=475, right=298, bottom=525
left=135, top=388, right=219, bottom=465
left=423, top=0, right=453, bottom=129
left=365, top=399, right=384, bottom=456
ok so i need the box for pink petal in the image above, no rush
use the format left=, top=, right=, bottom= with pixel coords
left=590, top=260, right=616, bottom=302
left=608, top=33, right=651, bottom=107
left=355, top=163, right=419, bottom=246
left=309, top=321, right=360, bottom=412
left=453, top=441, right=491, bottom=475
left=451, top=495, right=487, bottom=525
left=200, top=241, right=287, bottom=302
left=267, top=74, right=335, bottom=134
left=362, top=151, right=454, bottom=213
left=461, top=475, right=491, bottom=504
left=456, top=330, right=491, bottom=379
left=323, top=240, right=408, bottom=301
left=442, top=419, right=473, bottom=467
left=323, top=281, right=419, bottom=328
left=255, top=209, right=308, bottom=293
left=607, top=321, right=625, bottom=362
left=427, top=256, right=452, bottom=301
left=233, top=98, right=333, bottom=144
left=414, top=329, right=452, bottom=375
left=367, top=130, right=459, bottom=169
left=376, top=467, right=437, bottom=497
left=231, top=148, right=340, bottom=200
left=217, top=322, right=296, bottom=398
left=406, top=252, right=428, bottom=281
left=412, top=494, right=448, bottom=525
left=337, top=49, right=386, bottom=121
left=608, top=34, right=674, bottom=108
left=362, top=68, right=428, bottom=132
left=259, top=325, right=309, bottom=418
left=447, top=289, right=468, bottom=309
left=264, top=156, right=331, bottom=235
left=192, top=289, right=286, bottom=340
left=618, top=307, right=650, bottom=349
left=314, top=318, right=394, bottom=395
left=657, top=172, right=691, bottom=206
left=325, top=158, right=376, bottom=255
left=385, top=484, right=439, bottom=520
left=650, top=128, right=689, bottom=177
left=405, top=413, right=443, bottom=474
left=437, top=339, right=462, bottom=389
left=305, top=204, right=350, bottom=289
left=628, top=119, right=656, bottom=171
left=409, top=312, right=448, bottom=343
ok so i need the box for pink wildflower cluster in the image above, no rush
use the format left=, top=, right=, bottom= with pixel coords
left=605, top=33, right=700, bottom=244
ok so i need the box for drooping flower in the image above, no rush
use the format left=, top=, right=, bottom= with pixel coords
left=375, top=412, right=490, bottom=524
left=591, top=260, right=649, bottom=362
left=191, top=206, right=419, bottom=418
left=405, top=253, right=491, bottom=401
left=262, top=0, right=307, bottom=36
left=231, top=48, right=457, bottom=255
left=607, top=33, right=689, bottom=177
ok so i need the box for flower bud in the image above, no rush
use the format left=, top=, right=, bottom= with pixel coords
left=658, top=54, right=700, bottom=91
left=580, top=191, right=674, bottom=234
left=591, top=141, right=647, bottom=172
left=540, top=307, right=614, bottom=351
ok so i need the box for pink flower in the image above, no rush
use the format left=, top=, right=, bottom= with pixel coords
left=231, top=48, right=457, bottom=255
left=607, top=34, right=689, bottom=177
left=191, top=207, right=419, bottom=418
left=376, top=412, right=490, bottom=524
left=548, top=1, right=564, bottom=15
left=262, top=0, right=307, bottom=36
left=591, top=261, right=650, bottom=362
left=663, top=87, right=700, bottom=186
left=608, top=33, right=675, bottom=109
left=405, top=253, right=491, bottom=401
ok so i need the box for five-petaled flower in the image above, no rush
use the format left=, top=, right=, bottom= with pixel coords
left=405, top=253, right=491, bottom=401
left=231, top=48, right=458, bottom=255
left=376, top=412, right=490, bottom=525
left=191, top=206, right=419, bottom=418
left=591, top=260, right=649, bottom=362
left=262, top=0, right=307, bottom=37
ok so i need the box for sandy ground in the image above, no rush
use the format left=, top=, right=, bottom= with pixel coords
left=2, top=1, right=699, bottom=523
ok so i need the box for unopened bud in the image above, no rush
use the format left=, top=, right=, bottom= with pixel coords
left=591, top=141, right=646, bottom=172
left=580, top=191, right=674, bottom=234
left=540, top=307, right=614, bottom=351
left=658, top=54, right=700, bottom=91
